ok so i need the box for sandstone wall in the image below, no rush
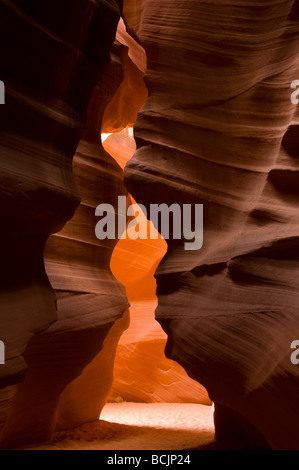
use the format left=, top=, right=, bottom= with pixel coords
left=124, top=0, right=299, bottom=449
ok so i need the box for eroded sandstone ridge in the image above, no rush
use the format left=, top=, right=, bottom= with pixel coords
left=1, top=0, right=299, bottom=451
left=0, top=0, right=125, bottom=448
left=124, top=0, right=299, bottom=450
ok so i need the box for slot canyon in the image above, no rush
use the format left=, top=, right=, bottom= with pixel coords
left=0, top=0, right=299, bottom=452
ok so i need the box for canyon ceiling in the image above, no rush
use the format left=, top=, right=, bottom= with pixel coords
left=0, top=0, right=299, bottom=450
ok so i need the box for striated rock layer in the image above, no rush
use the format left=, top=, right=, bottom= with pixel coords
left=124, top=0, right=299, bottom=449
left=2, top=0, right=299, bottom=451
left=0, top=0, right=126, bottom=448
left=1, top=2, right=211, bottom=447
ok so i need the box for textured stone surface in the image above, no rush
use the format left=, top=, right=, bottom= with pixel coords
left=0, top=0, right=125, bottom=448
left=1, top=0, right=299, bottom=451
left=124, top=0, right=299, bottom=449
left=0, top=55, right=131, bottom=447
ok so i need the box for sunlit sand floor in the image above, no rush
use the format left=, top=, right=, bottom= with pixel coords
left=27, top=403, right=215, bottom=450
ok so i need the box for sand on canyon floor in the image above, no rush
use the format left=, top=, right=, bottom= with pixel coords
left=26, top=403, right=215, bottom=450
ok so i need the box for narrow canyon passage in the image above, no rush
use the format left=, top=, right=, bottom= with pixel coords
left=1, top=0, right=299, bottom=452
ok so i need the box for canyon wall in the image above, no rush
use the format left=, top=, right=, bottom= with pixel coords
left=1, top=0, right=299, bottom=451
left=0, top=0, right=125, bottom=448
left=124, top=0, right=299, bottom=450
left=0, top=0, right=209, bottom=448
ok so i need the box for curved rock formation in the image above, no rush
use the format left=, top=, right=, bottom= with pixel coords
left=1, top=1, right=209, bottom=446
left=105, top=128, right=211, bottom=405
left=2, top=0, right=299, bottom=451
left=0, top=0, right=124, bottom=448
left=124, top=0, right=299, bottom=450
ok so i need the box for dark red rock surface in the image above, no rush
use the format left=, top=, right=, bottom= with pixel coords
left=1, top=0, right=299, bottom=450
left=124, top=0, right=299, bottom=449
left=0, top=0, right=124, bottom=448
